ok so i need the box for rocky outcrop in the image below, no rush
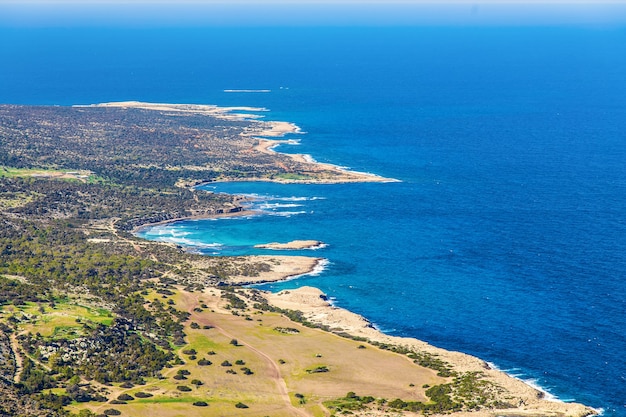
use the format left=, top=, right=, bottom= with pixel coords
left=254, top=240, right=325, bottom=250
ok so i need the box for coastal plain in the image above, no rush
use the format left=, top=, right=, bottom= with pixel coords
left=0, top=103, right=596, bottom=417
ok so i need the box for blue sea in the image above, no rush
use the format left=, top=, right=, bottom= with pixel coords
left=1, top=24, right=625, bottom=416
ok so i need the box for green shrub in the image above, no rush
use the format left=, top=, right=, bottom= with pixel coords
left=306, top=366, right=329, bottom=374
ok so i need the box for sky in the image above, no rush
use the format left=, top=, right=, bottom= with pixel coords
left=1, top=0, right=626, bottom=27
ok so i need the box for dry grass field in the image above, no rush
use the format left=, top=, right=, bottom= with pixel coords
left=2, top=279, right=594, bottom=417
left=56, top=287, right=445, bottom=417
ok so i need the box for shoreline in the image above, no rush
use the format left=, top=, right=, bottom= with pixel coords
left=109, top=101, right=595, bottom=416
left=228, top=257, right=328, bottom=286
left=229, top=255, right=598, bottom=416
left=254, top=137, right=399, bottom=184
left=131, top=208, right=258, bottom=235
left=185, top=249, right=596, bottom=416
left=86, top=101, right=399, bottom=184
left=76, top=101, right=270, bottom=121
left=261, top=285, right=598, bottom=417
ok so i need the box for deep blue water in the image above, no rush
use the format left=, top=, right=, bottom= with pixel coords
left=1, top=26, right=625, bottom=415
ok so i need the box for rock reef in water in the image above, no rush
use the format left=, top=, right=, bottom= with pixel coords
left=254, top=240, right=325, bottom=250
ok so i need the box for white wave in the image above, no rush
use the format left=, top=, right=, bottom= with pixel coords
left=295, top=157, right=400, bottom=183
left=283, top=258, right=328, bottom=279
left=275, top=196, right=308, bottom=201
left=170, top=230, right=192, bottom=238
left=224, top=89, right=271, bottom=93
left=153, top=236, right=223, bottom=249
left=249, top=258, right=329, bottom=287
left=273, top=196, right=325, bottom=202
left=485, top=363, right=577, bottom=404
left=489, top=365, right=524, bottom=377
left=144, top=225, right=176, bottom=235
left=265, top=211, right=307, bottom=217
left=522, top=379, right=560, bottom=402
left=302, top=154, right=318, bottom=164
left=308, top=258, right=329, bottom=276
left=308, top=243, right=329, bottom=250
left=257, top=203, right=304, bottom=209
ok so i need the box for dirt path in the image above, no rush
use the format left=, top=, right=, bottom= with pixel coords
left=182, top=291, right=310, bottom=417
left=93, top=218, right=145, bottom=255
left=9, top=333, right=23, bottom=383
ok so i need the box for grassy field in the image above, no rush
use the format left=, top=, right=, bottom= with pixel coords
left=82, top=288, right=442, bottom=416
left=4, top=299, right=115, bottom=339
left=0, top=166, right=106, bottom=183
left=4, top=285, right=445, bottom=417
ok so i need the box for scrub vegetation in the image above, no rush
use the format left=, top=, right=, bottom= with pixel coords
left=0, top=104, right=510, bottom=416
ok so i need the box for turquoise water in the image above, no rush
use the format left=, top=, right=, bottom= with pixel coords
left=2, top=25, right=625, bottom=415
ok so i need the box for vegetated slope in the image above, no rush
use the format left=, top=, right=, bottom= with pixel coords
left=0, top=104, right=336, bottom=188
left=0, top=104, right=589, bottom=417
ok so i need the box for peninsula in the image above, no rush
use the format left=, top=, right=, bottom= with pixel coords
left=0, top=103, right=595, bottom=417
